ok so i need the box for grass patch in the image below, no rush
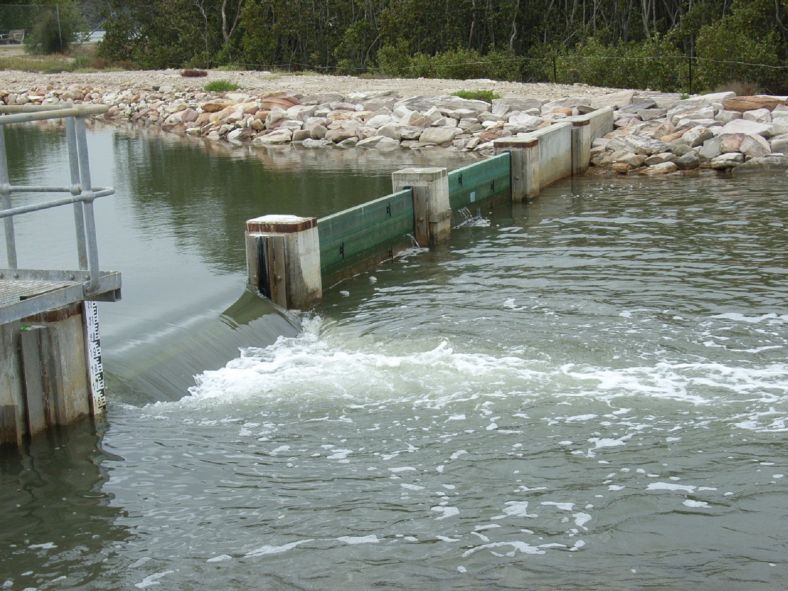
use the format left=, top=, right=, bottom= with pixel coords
left=451, top=89, right=500, bottom=103
left=204, top=79, right=240, bottom=92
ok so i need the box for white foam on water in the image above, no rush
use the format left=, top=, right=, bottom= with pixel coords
left=683, top=500, right=710, bottom=508
left=647, top=482, right=697, bottom=493
left=140, top=316, right=786, bottom=434
left=574, top=512, right=592, bottom=529
left=711, top=313, right=787, bottom=324
left=135, top=571, right=175, bottom=589
left=494, top=501, right=537, bottom=519
left=206, top=555, right=232, bottom=563
left=431, top=506, right=459, bottom=520
left=541, top=501, right=575, bottom=511
left=463, top=541, right=548, bottom=558
left=27, top=543, right=56, bottom=551
left=244, top=539, right=312, bottom=558
left=337, top=535, right=379, bottom=545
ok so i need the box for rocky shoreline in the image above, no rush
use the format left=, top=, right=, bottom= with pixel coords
left=1, top=71, right=786, bottom=175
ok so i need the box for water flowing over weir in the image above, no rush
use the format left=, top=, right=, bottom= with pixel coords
left=2, top=125, right=787, bottom=590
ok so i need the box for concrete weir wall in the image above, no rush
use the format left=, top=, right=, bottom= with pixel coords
left=248, top=108, right=613, bottom=309
left=495, top=107, right=614, bottom=197
left=0, top=304, right=96, bottom=447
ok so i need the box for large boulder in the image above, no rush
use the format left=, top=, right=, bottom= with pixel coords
left=356, top=135, right=400, bottom=150
left=719, top=119, right=771, bottom=136
left=681, top=125, right=714, bottom=147
left=418, top=127, right=460, bottom=145
left=710, top=152, right=744, bottom=169
left=675, top=151, right=700, bottom=170
left=722, top=96, right=787, bottom=112
left=742, top=108, right=772, bottom=123
left=641, top=161, right=678, bottom=175
left=252, top=129, right=292, bottom=145
left=325, top=128, right=358, bottom=143
left=492, top=97, right=545, bottom=116
left=770, top=133, right=788, bottom=154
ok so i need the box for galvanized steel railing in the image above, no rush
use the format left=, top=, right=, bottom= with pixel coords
left=0, top=104, right=114, bottom=293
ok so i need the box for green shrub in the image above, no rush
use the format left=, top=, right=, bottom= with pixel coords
left=25, top=1, right=83, bottom=55
left=375, top=40, right=412, bottom=77
left=556, top=36, right=687, bottom=92
left=695, top=0, right=785, bottom=94
left=452, top=90, right=500, bottom=103
left=204, top=80, right=239, bottom=92
left=375, top=46, right=523, bottom=81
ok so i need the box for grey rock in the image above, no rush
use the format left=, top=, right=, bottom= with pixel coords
left=252, top=129, right=292, bottom=145
left=675, top=151, right=700, bottom=170
left=491, top=97, right=545, bottom=116
left=365, top=114, right=395, bottom=128
left=739, top=134, right=771, bottom=158
left=291, top=129, right=310, bottom=142
left=301, top=138, right=330, bottom=148
left=619, top=99, right=658, bottom=113
left=644, top=152, right=676, bottom=166
left=419, top=127, right=460, bottom=145
left=399, top=126, right=423, bottom=140
left=378, top=124, right=403, bottom=140
left=731, top=154, right=788, bottom=174
left=325, top=128, right=357, bottom=143
left=742, top=108, right=772, bottom=123
left=698, top=137, right=722, bottom=160
left=669, top=141, right=693, bottom=156
left=307, top=124, right=327, bottom=139
left=356, top=135, right=399, bottom=150
left=715, top=110, right=742, bottom=124
left=769, top=133, right=788, bottom=154
left=337, top=137, right=358, bottom=148
left=641, top=161, right=678, bottom=175
left=710, top=152, right=744, bottom=169
left=681, top=125, right=714, bottom=147
left=638, top=108, right=667, bottom=121
left=720, top=119, right=771, bottom=136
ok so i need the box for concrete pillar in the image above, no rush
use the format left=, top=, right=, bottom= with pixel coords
left=246, top=215, right=322, bottom=310
left=391, top=167, right=451, bottom=247
left=571, top=118, right=592, bottom=176
left=1, top=304, right=94, bottom=447
left=0, top=321, right=25, bottom=446
left=493, top=137, right=541, bottom=202
left=21, top=304, right=92, bottom=430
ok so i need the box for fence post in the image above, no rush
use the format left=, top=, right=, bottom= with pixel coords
left=245, top=215, right=322, bottom=310
left=493, top=137, right=541, bottom=201
left=391, top=167, right=451, bottom=247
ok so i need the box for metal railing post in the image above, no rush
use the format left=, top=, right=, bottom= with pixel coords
left=0, top=125, right=18, bottom=269
left=65, top=116, right=88, bottom=270
left=75, top=116, right=100, bottom=292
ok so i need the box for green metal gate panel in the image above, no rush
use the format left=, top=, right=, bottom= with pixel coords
left=318, top=189, right=414, bottom=277
left=448, top=152, right=511, bottom=210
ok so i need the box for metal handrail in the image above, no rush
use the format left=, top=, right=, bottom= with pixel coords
left=0, top=103, right=113, bottom=293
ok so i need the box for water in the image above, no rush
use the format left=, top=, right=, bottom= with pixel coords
left=2, top=125, right=787, bottom=589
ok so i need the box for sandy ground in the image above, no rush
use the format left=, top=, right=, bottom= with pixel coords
left=0, top=68, right=622, bottom=101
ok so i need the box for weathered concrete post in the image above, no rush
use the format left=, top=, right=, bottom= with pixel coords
left=571, top=118, right=592, bottom=176
left=1, top=305, right=97, bottom=446
left=493, top=137, right=541, bottom=202
left=245, top=215, right=322, bottom=310
left=391, top=167, right=451, bottom=247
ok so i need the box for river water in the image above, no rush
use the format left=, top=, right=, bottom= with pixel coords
left=1, top=125, right=786, bottom=590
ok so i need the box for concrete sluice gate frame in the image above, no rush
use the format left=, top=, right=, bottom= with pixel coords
left=0, top=104, right=121, bottom=447
left=246, top=107, right=614, bottom=311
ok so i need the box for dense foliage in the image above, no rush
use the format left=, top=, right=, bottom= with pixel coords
left=92, top=0, right=787, bottom=93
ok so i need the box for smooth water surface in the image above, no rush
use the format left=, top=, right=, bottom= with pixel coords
left=1, top=125, right=787, bottom=590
